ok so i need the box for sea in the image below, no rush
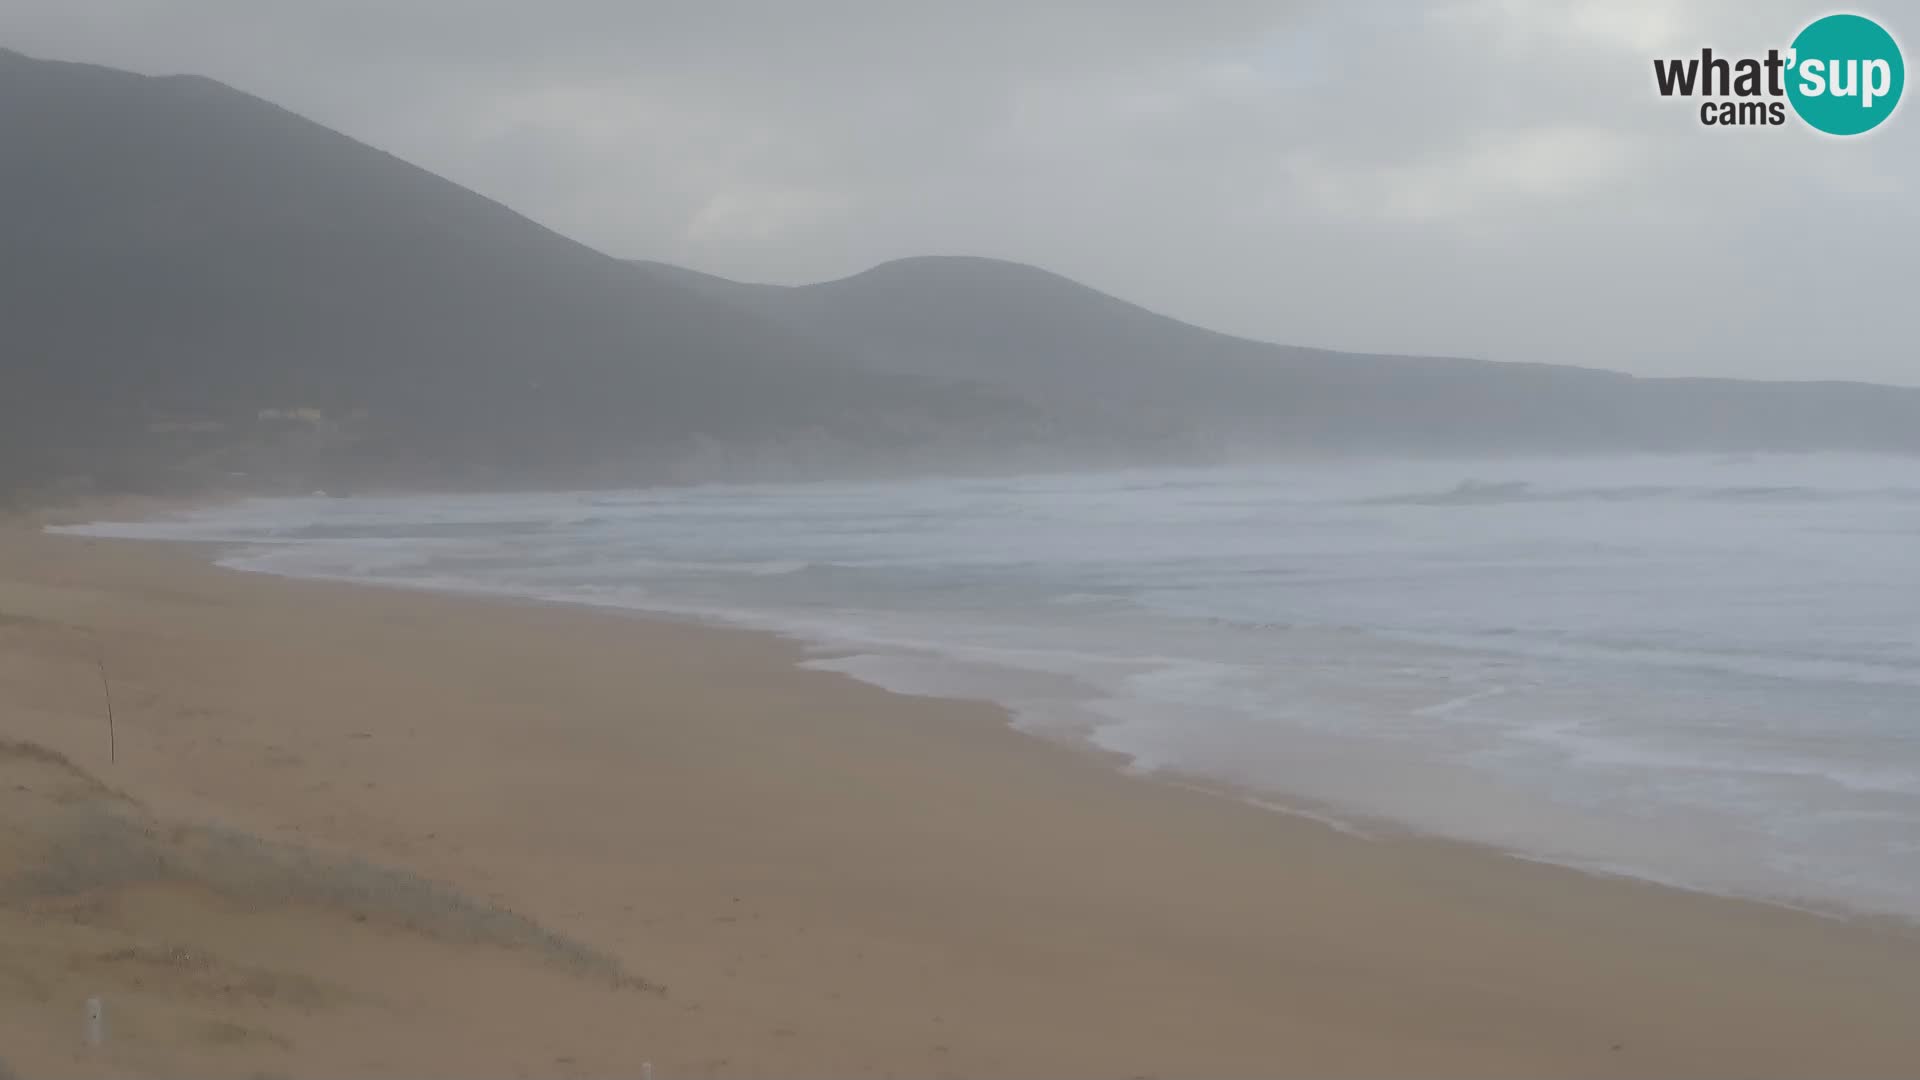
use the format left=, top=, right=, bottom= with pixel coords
left=60, top=453, right=1920, bottom=920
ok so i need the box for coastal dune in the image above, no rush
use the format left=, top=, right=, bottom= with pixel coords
left=2, top=522, right=1918, bottom=1077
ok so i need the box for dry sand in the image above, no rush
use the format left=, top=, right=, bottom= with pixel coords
left=2, top=521, right=1918, bottom=1077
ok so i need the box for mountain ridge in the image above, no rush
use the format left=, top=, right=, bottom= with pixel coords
left=0, top=47, right=1045, bottom=496
left=623, top=253, right=1920, bottom=458
left=4, top=45, right=1919, bottom=502
left=633, top=254, right=1622, bottom=379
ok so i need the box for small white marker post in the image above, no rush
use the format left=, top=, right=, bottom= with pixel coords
left=85, top=996, right=105, bottom=1047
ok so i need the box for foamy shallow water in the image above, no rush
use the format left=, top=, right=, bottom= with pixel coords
left=59, top=454, right=1920, bottom=919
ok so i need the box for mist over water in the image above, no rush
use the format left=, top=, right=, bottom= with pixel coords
left=65, top=454, right=1920, bottom=918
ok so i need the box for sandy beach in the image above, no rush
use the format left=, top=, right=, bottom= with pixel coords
left=3, top=519, right=1919, bottom=1078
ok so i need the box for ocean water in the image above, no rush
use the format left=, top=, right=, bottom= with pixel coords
left=61, top=454, right=1920, bottom=919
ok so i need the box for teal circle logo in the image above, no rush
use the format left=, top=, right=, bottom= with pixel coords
left=1786, top=14, right=1904, bottom=135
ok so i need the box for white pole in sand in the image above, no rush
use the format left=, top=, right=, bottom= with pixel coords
left=85, top=996, right=105, bottom=1047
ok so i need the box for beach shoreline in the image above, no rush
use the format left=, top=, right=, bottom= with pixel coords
left=4, top=520, right=1920, bottom=1076
left=66, top=502, right=1901, bottom=931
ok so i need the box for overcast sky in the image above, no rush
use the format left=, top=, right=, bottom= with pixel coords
left=3, top=1, right=1914, bottom=383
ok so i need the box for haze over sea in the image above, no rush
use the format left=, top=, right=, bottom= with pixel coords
left=67, top=454, right=1920, bottom=919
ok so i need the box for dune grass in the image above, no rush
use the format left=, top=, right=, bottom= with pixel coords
left=0, top=740, right=662, bottom=994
